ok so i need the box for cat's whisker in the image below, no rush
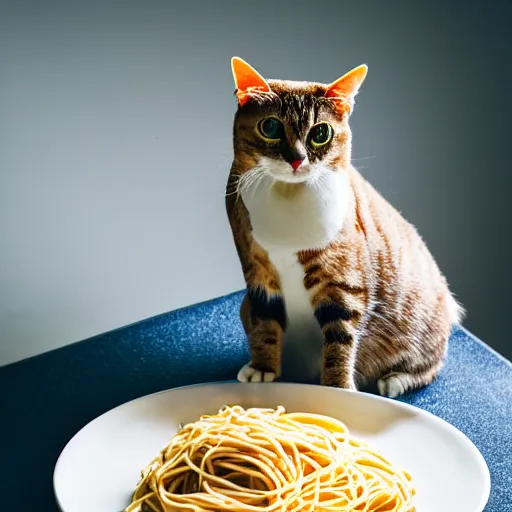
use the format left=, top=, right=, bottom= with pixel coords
left=239, top=167, right=267, bottom=195
left=242, top=176, right=260, bottom=195
left=225, top=175, right=240, bottom=188
left=250, top=174, right=268, bottom=196
left=237, top=173, right=254, bottom=197
left=238, top=173, right=251, bottom=192
left=309, top=170, right=331, bottom=206
left=225, top=170, right=244, bottom=200
left=352, top=156, right=376, bottom=162
left=251, top=169, right=269, bottom=194
left=225, top=188, right=240, bottom=198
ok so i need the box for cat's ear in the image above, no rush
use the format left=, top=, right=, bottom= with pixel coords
left=231, top=57, right=271, bottom=106
left=325, top=64, right=368, bottom=115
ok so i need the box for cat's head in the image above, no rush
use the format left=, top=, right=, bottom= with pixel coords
left=231, top=57, right=367, bottom=184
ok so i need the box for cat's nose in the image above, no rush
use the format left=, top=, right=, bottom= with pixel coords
left=290, top=159, right=304, bottom=172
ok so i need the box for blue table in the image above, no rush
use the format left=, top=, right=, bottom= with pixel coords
left=1, top=291, right=511, bottom=511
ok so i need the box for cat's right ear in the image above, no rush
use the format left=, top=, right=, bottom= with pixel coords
left=325, top=64, right=368, bottom=115
left=231, top=57, right=271, bottom=106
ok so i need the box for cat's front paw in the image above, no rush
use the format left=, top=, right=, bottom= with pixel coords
left=377, top=372, right=411, bottom=398
left=237, top=363, right=276, bottom=383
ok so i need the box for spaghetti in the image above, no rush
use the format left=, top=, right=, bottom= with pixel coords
left=126, top=405, right=416, bottom=512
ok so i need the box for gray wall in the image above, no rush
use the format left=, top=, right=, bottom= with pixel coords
left=1, top=0, right=510, bottom=366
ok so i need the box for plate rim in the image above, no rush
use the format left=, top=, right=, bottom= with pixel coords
left=53, top=380, right=491, bottom=512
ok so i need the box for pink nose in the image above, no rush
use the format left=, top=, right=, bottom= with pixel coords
left=290, top=159, right=303, bottom=171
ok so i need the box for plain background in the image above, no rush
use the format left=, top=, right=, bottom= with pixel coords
left=1, top=0, right=511, bottom=366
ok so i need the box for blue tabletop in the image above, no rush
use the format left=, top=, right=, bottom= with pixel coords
left=1, top=290, right=511, bottom=511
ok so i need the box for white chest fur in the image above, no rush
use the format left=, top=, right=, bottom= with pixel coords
left=241, top=169, right=349, bottom=253
left=241, top=165, right=350, bottom=382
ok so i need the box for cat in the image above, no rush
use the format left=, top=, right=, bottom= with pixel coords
left=225, top=57, right=463, bottom=398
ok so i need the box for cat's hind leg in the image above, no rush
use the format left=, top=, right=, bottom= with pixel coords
left=377, top=359, right=444, bottom=398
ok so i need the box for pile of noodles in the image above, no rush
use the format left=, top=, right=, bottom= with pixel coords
left=126, top=405, right=416, bottom=512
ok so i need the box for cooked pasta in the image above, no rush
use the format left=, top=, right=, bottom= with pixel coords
left=126, top=405, right=416, bottom=512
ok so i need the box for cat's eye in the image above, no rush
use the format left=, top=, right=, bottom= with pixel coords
left=256, top=117, right=284, bottom=142
left=308, top=123, right=333, bottom=148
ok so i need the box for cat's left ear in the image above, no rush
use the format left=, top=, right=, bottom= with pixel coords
left=231, top=56, right=271, bottom=106
left=325, top=64, right=368, bottom=115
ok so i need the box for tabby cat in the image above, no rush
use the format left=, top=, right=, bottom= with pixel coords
left=225, top=57, right=463, bottom=397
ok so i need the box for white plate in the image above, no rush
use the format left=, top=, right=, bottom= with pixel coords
left=54, top=382, right=490, bottom=512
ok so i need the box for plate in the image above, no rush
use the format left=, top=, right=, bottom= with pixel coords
left=54, top=382, right=490, bottom=512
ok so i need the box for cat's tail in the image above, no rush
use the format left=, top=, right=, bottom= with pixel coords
left=446, top=291, right=465, bottom=326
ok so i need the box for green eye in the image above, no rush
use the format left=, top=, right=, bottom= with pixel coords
left=309, top=123, right=333, bottom=148
left=257, top=117, right=284, bottom=142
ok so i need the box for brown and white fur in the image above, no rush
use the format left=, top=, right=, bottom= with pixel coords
left=225, top=57, right=463, bottom=398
